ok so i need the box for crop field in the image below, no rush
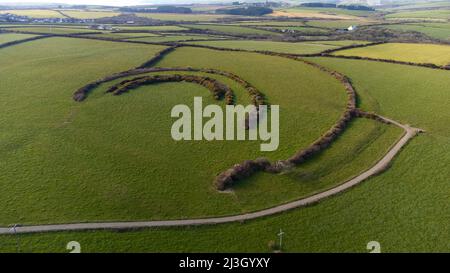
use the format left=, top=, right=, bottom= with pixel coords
left=0, top=33, right=36, bottom=45
left=332, top=42, right=450, bottom=66
left=183, top=40, right=370, bottom=55
left=0, top=9, right=64, bottom=18
left=269, top=8, right=363, bottom=19
left=57, top=10, right=120, bottom=19
left=1, top=1, right=450, bottom=255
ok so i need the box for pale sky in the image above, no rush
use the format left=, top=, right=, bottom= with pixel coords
left=0, top=0, right=224, bottom=6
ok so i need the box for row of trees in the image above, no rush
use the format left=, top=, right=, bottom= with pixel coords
left=119, top=6, right=193, bottom=14
left=215, top=6, right=273, bottom=16
left=300, top=3, right=375, bottom=11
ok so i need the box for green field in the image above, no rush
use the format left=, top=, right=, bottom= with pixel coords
left=333, top=42, right=450, bottom=66
left=259, top=26, right=331, bottom=34
left=386, top=9, right=450, bottom=20
left=0, top=33, right=36, bottom=45
left=0, top=26, right=101, bottom=35
left=81, top=32, right=161, bottom=39
left=183, top=24, right=279, bottom=36
left=116, top=25, right=189, bottom=31
left=183, top=40, right=369, bottom=55
left=127, top=34, right=226, bottom=43
left=0, top=9, right=65, bottom=19
left=135, top=13, right=233, bottom=22
left=383, top=23, right=450, bottom=41
left=305, top=19, right=376, bottom=29
left=3, top=57, right=450, bottom=253
left=0, top=37, right=401, bottom=227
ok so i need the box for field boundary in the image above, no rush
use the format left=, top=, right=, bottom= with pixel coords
left=0, top=35, right=51, bottom=49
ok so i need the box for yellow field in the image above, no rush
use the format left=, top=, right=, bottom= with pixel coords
left=0, top=9, right=64, bottom=19
left=332, top=43, right=450, bottom=66
left=58, top=10, right=120, bottom=19
left=269, top=10, right=355, bottom=20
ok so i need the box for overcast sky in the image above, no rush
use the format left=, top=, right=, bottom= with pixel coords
left=0, top=0, right=228, bottom=6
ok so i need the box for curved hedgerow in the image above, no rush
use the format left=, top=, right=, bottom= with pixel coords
left=106, top=74, right=235, bottom=104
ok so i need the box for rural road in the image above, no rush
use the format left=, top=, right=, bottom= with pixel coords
left=0, top=115, right=421, bottom=235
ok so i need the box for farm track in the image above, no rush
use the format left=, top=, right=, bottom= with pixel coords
left=0, top=114, right=421, bottom=234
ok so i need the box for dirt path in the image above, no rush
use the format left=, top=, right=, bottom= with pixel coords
left=0, top=115, right=422, bottom=235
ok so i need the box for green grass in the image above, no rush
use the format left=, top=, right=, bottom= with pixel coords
left=0, top=9, right=65, bottom=19
left=183, top=40, right=368, bottom=55
left=126, top=35, right=226, bottom=43
left=332, top=42, right=450, bottom=66
left=0, top=33, right=36, bottom=45
left=0, top=40, right=356, bottom=225
left=305, top=19, right=376, bottom=29
left=82, top=32, right=161, bottom=39
left=3, top=57, right=450, bottom=253
left=117, top=25, right=189, bottom=31
left=182, top=24, right=279, bottom=36
left=386, top=9, right=450, bottom=20
left=259, top=26, right=330, bottom=34
left=135, top=13, right=233, bottom=22
left=0, top=117, right=403, bottom=252
left=383, top=23, right=450, bottom=41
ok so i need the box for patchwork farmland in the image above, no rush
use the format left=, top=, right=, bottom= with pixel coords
left=0, top=0, right=449, bottom=254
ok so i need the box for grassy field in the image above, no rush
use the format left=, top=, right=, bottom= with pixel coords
left=0, top=26, right=101, bottom=35
left=57, top=10, right=120, bottom=19
left=0, top=118, right=403, bottom=253
left=332, top=42, right=450, bottom=66
left=305, top=19, right=376, bottom=29
left=0, top=33, right=36, bottom=45
left=0, top=9, right=65, bottom=19
left=126, top=35, right=226, bottom=43
left=135, top=13, right=233, bottom=22
left=259, top=26, right=331, bottom=34
left=81, top=32, right=161, bottom=39
left=386, top=9, right=450, bottom=20
left=116, top=25, right=189, bottom=31
left=183, top=40, right=369, bottom=55
left=182, top=24, right=279, bottom=36
left=0, top=38, right=389, bottom=226
left=383, top=23, right=450, bottom=41
left=3, top=57, right=450, bottom=253
left=269, top=8, right=365, bottom=19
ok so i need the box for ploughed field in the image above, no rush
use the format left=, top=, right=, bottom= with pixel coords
left=0, top=36, right=404, bottom=227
